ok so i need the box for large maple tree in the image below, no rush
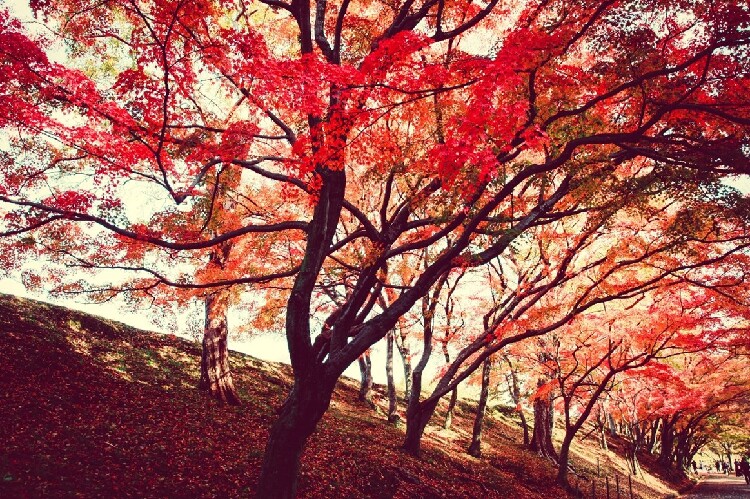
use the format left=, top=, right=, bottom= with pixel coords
left=2, top=0, right=750, bottom=496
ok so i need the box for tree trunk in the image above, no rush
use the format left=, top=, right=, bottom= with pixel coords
left=530, top=378, right=557, bottom=462
left=358, top=350, right=375, bottom=408
left=395, top=333, right=412, bottom=401
left=556, top=435, right=573, bottom=485
left=199, top=291, right=240, bottom=405
left=595, top=410, right=608, bottom=451
left=646, top=419, right=660, bottom=454
left=441, top=341, right=458, bottom=429
left=403, top=306, right=434, bottom=456
left=468, top=356, right=492, bottom=457
left=386, top=331, right=399, bottom=422
left=255, top=376, right=335, bottom=499
left=625, top=439, right=641, bottom=475
left=503, top=354, right=529, bottom=445
left=404, top=397, right=440, bottom=455
left=657, top=416, right=676, bottom=467
left=607, top=412, right=618, bottom=437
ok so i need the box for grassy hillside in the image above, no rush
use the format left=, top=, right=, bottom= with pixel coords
left=0, top=293, right=687, bottom=498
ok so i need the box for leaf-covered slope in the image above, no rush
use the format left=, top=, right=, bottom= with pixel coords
left=0, top=293, right=671, bottom=498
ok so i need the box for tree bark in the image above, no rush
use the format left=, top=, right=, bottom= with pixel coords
left=403, top=295, right=436, bottom=455
left=646, top=419, right=660, bottom=454
left=255, top=375, right=336, bottom=498
left=657, top=415, right=677, bottom=467
left=386, top=330, right=399, bottom=422
left=199, top=291, right=240, bottom=405
left=442, top=340, right=458, bottom=429
left=503, top=354, right=529, bottom=445
left=596, top=409, right=608, bottom=451
left=530, top=378, right=557, bottom=462
left=468, top=356, right=492, bottom=457
left=395, top=332, right=412, bottom=401
left=358, top=350, right=375, bottom=408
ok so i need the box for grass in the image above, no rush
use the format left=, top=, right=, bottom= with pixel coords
left=0, top=293, right=688, bottom=498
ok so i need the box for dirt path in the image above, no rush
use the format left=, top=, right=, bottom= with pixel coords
left=681, top=473, right=750, bottom=498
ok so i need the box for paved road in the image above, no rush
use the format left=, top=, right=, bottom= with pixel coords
left=681, top=473, right=750, bottom=498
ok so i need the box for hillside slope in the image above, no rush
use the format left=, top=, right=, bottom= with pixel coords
left=0, top=293, right=683, bottom=498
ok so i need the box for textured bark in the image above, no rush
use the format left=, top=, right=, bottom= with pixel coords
left=657, top=416, right=677, bottom=467
left=255, top=377, right=335, bottom=499
left=386, top=331, right=399, bottom=422
left=530, top=378, right=557, bottom=462
left=358, top=350, right=375, bottom=408
left=467, top=356, right=492, bottom=457
left=199, top=291, right=240, bottom=405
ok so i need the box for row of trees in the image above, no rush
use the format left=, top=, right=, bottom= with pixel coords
left=2, top=0, right=750, bottom=497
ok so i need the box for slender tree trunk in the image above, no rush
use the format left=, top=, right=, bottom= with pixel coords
left=358, top=350, right=375, bottom=408
left=596, top=410, right=608, bottom=450
left=625, top=438, right=641, bottom=475
left=503, top=354, right=529, bottom=445
left=386, top=331, right=398, bottom=422
left=608, top=412, right=618, bottom=437
left=396, top=334, right=412, bottom=401
left=404, top=301, right=435, bottom=456
left=530, top=378, right=557, bottom=461
left=199, top=291, right=240, bottom=405
left=441, top=341, right=458, bottom=429
left=647, top=419, right=660, bottom=454
left=556, top=435, right=573, bottom=484
left=468, top=356, right=492, bottom=457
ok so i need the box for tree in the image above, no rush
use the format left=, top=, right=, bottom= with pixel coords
left=2, top=1, right=750, bottom=496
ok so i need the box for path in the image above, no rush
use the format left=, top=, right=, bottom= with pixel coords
left=681, top=472, right=750, bottom=498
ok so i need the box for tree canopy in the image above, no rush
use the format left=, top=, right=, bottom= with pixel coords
left=2, top=0, right=750, bottom=496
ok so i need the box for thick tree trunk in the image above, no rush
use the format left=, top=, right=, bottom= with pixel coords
left=358, top=350, right=375, bottom=408
left=404, top=397, right=439, bottom=455
left=255, top=376, right=335, bottom=499
left=657, top=416, right=676, bottom=467
left=199, top=291, right=240, bottom=405
left=386, top=331, right=399, bottom=422
left=530, top=379, right=557, bottom=462
left=468, top=356, right=492, bottom=457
